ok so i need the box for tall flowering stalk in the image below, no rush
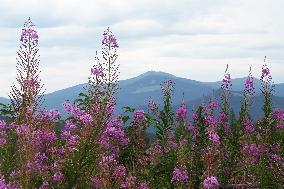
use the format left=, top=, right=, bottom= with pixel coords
left=238, top=67, right=256, bottom=173
left=220, top=64, right=232, bottom=115
left=256, top=57, right=278, bottom=188
left=175, top=103, right=191, bottom=143
left=259, top=57, right=274, bottom=145
left=241, top=67, right=255, bottom=118
left=260, top=56, right=274, bottom=119
left=219, top=65, right=240, bottom=186
left=217, top=65, right=233, bottom=185
left=154, top=80, right=175, bottom=147
left=220, top=65, right=232, bottom=142
left=88, top=27, right=119, bottom=104
left=122, top=110, right=149, bottom=177
left=4, top=18, right=46, bottom=188
left=0, top=18, right=66, bottom=189
left=230, top=67, right=257, bottom=187
left=62, top=28, right=126, bottom=188
left=244, top=67, right=255, bottom=99
left=190, top=106, right=207, bottom=188
left=202, top=102, right=221, bottom=189
left=76, top=27, right=120, bottom=130
left=173, top=103, right=195, bottom=188
left=9, top=17, right=44, bottom=124
left=240, top=67, right=256, bottom=137
left=238, top=66, right=255, bottom=145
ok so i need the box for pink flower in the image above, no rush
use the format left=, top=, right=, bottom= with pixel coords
left=102, top=30, right=119, bottom=48
left=52, top=172, right=64, bottom=181
left=103, top=119, right=129, bottom=147
left=0, top=176, right=7, bottom=188
left=62, top=102, right=93, bottom=125
left=203, top=176, right=219, bottom=189
left=164, top=79, right=173, bottom=87
left=244, top=69, right=255, bottom=96
left=276, top=124, right=284, bottom=129
left=187, top=124, right=195, bottom=132
left=242, top=143, right=262, bottom=157
left=0, top=120, right=6, bottom=129
left=61, top=130, right=71, bottom=140
left=218, top=112, right=228, bottom=122
left=121, top=175, right=136, bottom=188
left=67, top=135, right=80, bottom=152
left=64, top=120, right=77, bottom=131
left=208, top=100, right=218, bottom=110
left=134, top=109, right=146, bottom=122
left=39, top=181, right=49, bottom=189
left=91, top=67, right=104, bottom=77
left=271, top=145, right=280, bottom=152
left=208, top=130, right=220, bottom=145
left=221, top=73, right=232, bottom=90
left=148, top=99, right=158, bottom=111
left=90, top=177, right=102, bottom=189
left=244, top=118, right=255, bottom=134
left=102, top=35, right=108, bottom=44
left=113, top=165, right=126, bottom=178
left=270, top=154, right=284, bottom=162
left=205, top=115, right=219, bottom=128
left=23, top=79, right=40, bottom=90
left=37, top=109, right=61, bottom=120
left=16, top=124, right=30, bottom=135
left=176, top=105, right=187, bottom=119
left=261, top=67, right=270, bottom=78
left=20, top=27, right=39, bottom=42
left=192, top=113, right=198, bottom=120
left=139, top=182, right=150, bottom=189
left=171, top=165, right=189, bottom=184
left=274, top=108, right=284, bottom=120
left=245, top=78, right=254, bottom=90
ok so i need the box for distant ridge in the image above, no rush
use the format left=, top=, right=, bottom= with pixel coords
left=1, top=71, right=284, bottom=120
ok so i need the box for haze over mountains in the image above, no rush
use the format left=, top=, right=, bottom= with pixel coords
left=1, top=71, right=284, bottom=119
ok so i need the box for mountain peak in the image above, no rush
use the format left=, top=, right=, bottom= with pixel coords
left=138, top=71, right=175, bottom=78
left=120, top=71, right=176, bottom=86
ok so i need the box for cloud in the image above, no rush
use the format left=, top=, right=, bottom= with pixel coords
left=0, top=0, right=284, bottom=97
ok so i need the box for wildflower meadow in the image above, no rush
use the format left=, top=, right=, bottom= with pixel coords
left=0, top=18, right=283, bottom=189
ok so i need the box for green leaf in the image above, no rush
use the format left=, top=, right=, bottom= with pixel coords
left=0, top=109, right=13, bottom=115
left=78, top=92, right=88, bottom=97
left=146, top=114, right=153, bottom=125
left=0, top=103, right=8, bottom=108
left=121, top=115, right=130, bottom=124
left=122, top=106, right=135, bottom=113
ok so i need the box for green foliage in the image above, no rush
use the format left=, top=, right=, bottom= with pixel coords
left=154, top=85, right=174, bottom=147
left=0, top=103, right=14, bottom=122
left=0, top=129, right=18, bottom=179
left=148, top=150, right=177, bottom=189
left=191, top=106, right=206, bottom=188
left=75, top=92, right=91, bottom=109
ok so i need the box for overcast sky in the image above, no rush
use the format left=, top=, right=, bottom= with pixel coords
left=0, top=0, right=284, bottom=97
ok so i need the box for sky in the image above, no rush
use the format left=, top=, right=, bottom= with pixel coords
left=0, top=0, right=284, bottom=97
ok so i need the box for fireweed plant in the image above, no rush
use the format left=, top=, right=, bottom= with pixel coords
left=0, top=19, right=283, bottom=188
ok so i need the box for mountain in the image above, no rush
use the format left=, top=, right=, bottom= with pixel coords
left=275, top=83, right=284, bottom=97
left=205, top=77, right=284, bottom=97
left=0, top=97, right=9, bottom=104
left=204, top=77, right=262, bottom=92
left=44, top=83, right=88, bottom=111
left=185, top=89, right=284, bottom=120
left=1, top=71, right=284, bottom=119
left=117, top=71, right=213, bottom=109
left=41, top=71, right=214, bottom=113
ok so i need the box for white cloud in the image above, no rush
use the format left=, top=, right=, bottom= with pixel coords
left=0, top=0, right=284, bottom=97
